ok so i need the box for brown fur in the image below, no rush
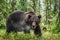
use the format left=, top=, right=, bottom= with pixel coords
left=6, top=10, right=42, bottom=36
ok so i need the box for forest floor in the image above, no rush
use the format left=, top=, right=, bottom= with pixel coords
left=0, top=29, right=60, bottom=40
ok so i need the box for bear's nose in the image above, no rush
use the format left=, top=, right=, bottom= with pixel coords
left=32, top=26, right=36, bottom=29
left=33, top=26, right=35, bottom=28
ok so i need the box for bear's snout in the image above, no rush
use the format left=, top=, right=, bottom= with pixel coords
left=32, top=22, right=36, bottom=29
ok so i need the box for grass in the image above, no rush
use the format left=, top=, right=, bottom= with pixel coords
left=0, top=29, right=60, bottom=40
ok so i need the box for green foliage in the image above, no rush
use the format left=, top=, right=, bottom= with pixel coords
left=0, top=0, right=60, bottom=40
left=0, top=29, right=60, bottom=40
left=0, top=0, right=12, bottom=28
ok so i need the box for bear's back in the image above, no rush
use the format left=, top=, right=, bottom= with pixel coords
left=10, top=11, right=26, bottom=22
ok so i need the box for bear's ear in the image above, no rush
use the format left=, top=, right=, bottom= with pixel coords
left=38, top=15, right=41, bottom=19
left=28, top=15, right=31, bottom=19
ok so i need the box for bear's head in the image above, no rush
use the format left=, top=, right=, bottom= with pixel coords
left=26, top=13, right=41, bottom=29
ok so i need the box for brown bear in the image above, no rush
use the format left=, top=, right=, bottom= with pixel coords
left=6, top=10, right=42, bottom=36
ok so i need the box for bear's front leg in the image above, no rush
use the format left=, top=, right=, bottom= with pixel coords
left=34, top=25, right=42, bottom=36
